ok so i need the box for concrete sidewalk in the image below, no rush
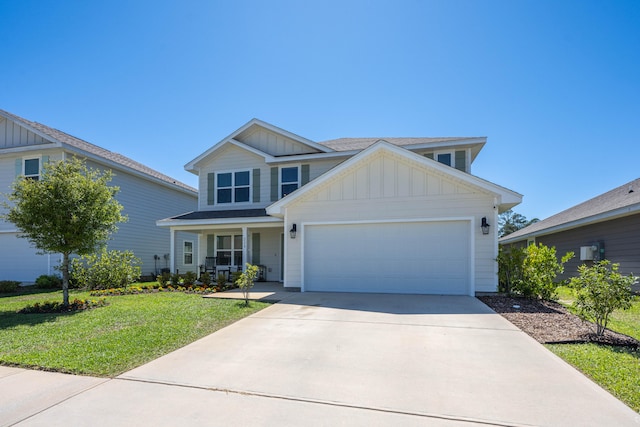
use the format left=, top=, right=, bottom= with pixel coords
left=3, top=293, right=640, bottom=426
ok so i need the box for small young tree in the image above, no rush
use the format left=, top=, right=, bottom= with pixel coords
left=569, top=260, right=637, bottom=336
left=2, top=158, right=125, bottom=306
left=516, top=243, right=573, bottom=299
left=235, top=263, right=259, bottom=306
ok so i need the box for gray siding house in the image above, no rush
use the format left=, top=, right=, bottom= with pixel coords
left=0, top=109, right=198, bottom=282
left=158, top=119, right=522, bottom=295
left=500, top=178, right=640, bottom=291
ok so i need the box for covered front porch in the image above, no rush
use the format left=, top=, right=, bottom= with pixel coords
left=158, top=209, right=285, bottom=282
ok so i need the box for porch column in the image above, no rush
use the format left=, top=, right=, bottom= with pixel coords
left=170, top=228, right=175, bottom=273
left=242, top=226, right=248, bottom=272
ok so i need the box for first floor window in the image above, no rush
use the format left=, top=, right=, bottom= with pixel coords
left=216, top=234, right=243, bottom=266
left=184, top=241, right=193, bottom=265
left=24, top=158, right=40, bottom=180
left=217, top=171, right=250, bottom=204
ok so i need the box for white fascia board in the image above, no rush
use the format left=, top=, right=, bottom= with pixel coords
left=405, top=137, right=486, bottom=151
left=156, top=216, right=283, bottom=228
left=267, top=140, right=522, bottom=216
left=500, top=203, right=640, bottom=244
left=185, top=118, right=333, bottom=172
left=266, top=150, right=357, bottom=164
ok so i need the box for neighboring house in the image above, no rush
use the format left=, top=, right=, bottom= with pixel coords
left=500, top=178, right=640, bottom=292
left=158, top=119, right=522, bottom=295
left=0, top=109, right=198, bottom=282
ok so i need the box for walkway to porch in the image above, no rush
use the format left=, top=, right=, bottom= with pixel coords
left=202, top=282, right=295, bottom=303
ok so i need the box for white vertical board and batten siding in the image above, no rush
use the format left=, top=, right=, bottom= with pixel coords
left=284, top=151, right=498, bottom=293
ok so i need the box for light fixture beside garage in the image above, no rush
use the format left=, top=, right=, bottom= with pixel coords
left=481, top=217, right=490, bottom=235
left=289, top=223, right=297, bottom=239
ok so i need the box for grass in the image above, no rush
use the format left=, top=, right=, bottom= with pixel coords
left=546, top=286, right=640, bottom=412
left=0, top=287, right=270, bottom=377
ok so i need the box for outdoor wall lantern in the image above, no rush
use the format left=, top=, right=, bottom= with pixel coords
left=481, top=217, right=490, bottom=235
left=289, top=223, right=297, bottom=239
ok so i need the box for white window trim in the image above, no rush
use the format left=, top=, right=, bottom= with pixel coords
left=279, top=165, right=301, bottom=198
left=23, top=155, right=42, bottom=180
left=214, top=169, right=252, bottom=205
left=183, top=240, right=194, bottom=265
left=214, top=233, right=243, bottom=267
left=434, top=150, right=455, bottom=168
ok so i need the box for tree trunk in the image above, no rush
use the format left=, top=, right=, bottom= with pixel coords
left=62, top=252, right=70, bottom=306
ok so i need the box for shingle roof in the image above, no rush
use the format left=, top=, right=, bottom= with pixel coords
left=318, top=137, right=481, bottom=151
left=0, top=109, right=196, bottom=194
left=501, top=178, right=640, bottom=242
left=170, top=209, right=268, bottom=220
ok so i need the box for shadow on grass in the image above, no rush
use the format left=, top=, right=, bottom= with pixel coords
left=0, top=287, right=61, bottom=299
left=0, top=306, right=86, bottom=328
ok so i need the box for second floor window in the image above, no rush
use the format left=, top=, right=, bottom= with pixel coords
left=281, top=166, right=299, bottom=197
left=217, top=171, right=250, bottom=204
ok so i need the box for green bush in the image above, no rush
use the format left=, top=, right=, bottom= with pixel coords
left=157, top=272, right=171, bottom=287
left=70, top=248, right=141, bottom=290
left=497, top=246, right=526, bottom=294
left=216, top=273, right=227, bottom=287
left=0, top=280, right=21, bottom=293
left=569, top=260, right=637, bottom=336
left=183, top=271, right=197, bottom=286
left=200, top=272, right=211, bottom=286
left=35, top=274, right=62, bottom=289
left=19, top=298, right=107, bottom=314
left=170, top=273, right=182, bottom=286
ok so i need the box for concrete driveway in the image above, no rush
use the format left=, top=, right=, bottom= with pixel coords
left=4, top=293, right=639, bottom=426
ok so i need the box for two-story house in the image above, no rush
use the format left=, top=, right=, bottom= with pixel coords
left=158, top=119, right=522, bottom=295
left=0, top=109, right=198, bottom=282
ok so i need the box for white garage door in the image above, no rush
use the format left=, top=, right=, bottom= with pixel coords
left=304, top=221, right=470, bottom=295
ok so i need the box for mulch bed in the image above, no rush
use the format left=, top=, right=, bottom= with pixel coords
left=478, top=296, right=639, bottom=348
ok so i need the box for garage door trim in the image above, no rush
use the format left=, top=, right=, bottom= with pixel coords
left=300, top=217, right=475, bottom=295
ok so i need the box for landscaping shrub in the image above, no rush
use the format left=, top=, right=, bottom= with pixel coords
left=200, top=272, right=211, bottom=286
left=35, top=274, right=62, bottom=289
left=497, top=245, right=526, bottom=294
left=0, top=280, right=21, bottom=293
left=157, top=272, right=170, bottom=287
left=170, top=273, right=182, bottom=287
left=216, top=273, right=227, bottom=287
left=569, top=260, right=637, bottom=336
left=183, top=271, right=197, bottom=286
left=19, top=298, right=108, bottom=314
left=70, top=248, right=141, bottom=290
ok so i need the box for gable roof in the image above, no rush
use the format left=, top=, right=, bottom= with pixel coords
left=500, top=178, right=640, bottom=244
left=318, top=137, right=482, bottom=151
left=0, top=109, right=196, bottom=194
left=267, top=139, right=522, bottom=216
left=185, top=118, right=333, bottom=172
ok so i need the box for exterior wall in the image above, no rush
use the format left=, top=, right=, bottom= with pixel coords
left=197, top=144, right=344, bottom=211
left=172, top=231, right=199, bottom=275
left=283, top=151, right=497, bottom=292
left=237, top=127, right=320, bottom=156
left=0, top=148, right=197, bottom=281
left=0, top=118, right=48, bottom=148
left=534, top=214, right=640, bottom=291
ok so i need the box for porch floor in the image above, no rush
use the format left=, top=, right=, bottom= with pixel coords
left=202, top=282, right=295, bottom=303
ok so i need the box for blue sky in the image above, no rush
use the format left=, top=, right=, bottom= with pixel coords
left=1, top=0, right=639, bottom=220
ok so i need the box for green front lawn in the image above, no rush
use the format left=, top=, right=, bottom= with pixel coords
left=546, top=287, right=640, bottom=412
left=0, top=288, right=269, bottom=377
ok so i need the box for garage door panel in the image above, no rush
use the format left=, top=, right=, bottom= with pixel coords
left=304, top=221, right=470, bottom=295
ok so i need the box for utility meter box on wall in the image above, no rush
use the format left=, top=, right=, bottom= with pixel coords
left=580, top=241, right=605, bottom=261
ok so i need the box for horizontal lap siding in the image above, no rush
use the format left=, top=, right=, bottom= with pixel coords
left=537, top=214, right=640, bottom=291
left=0, top=233, right=52, bottom=281
left=85, top=160, right=197, bottom=276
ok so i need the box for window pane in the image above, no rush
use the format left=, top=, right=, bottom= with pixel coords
left=235, top=171, right=250, bottom=186
left=184, top=241, right=193, bottom=252
left=184, top=254, right=193, bottom=264
left=217, top=251, right=231, bottom=265
left=217, top=235, right=231, bottom=249
left=235, top=187, right=249, bottom=202
left=281, top=183, right=298, bottom=196
left=217, top=173, right=232, bottom=187
left=24, top=159, right=39, bottom=176
left=437, top=153, right=451, bottom=166
left=234, top=235, right=243, bottom=249
left=233, top=251, right=243, bottom=266
left=217, top=188, right=232, bottom=203
left=281, top=167, right=298, bottom=183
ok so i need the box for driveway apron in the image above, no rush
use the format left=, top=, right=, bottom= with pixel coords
left=9, top=293, right=640, bottom=426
